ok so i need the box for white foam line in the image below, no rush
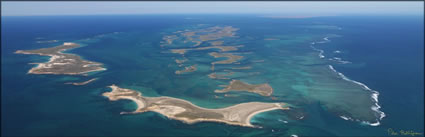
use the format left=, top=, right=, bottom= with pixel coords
left=329, top=65, right=386, bottom=126
left=339, top=61, right=351, bottom=64
left=329, top=57, right=352, bottom=64
left=310, top=45, right=325, bottom=58
left=309, top=37, right=385, bottom=125
left=340, top=116, right=351, bottom=120
left=324, top=37, right=329, bottom=41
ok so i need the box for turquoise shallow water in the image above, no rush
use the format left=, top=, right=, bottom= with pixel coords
left=2, top=15, right=423, bottom=136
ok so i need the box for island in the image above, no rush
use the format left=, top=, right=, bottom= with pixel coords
left=175, top=58, right=188, bottom=67
left=209, top=52, right=243, bottom=64
left=102, top=85, right=288, bottom=127
left=163, top=26, right=239, bottom=47
left=15, top=42, right=106, bottom=75
left=231, top=66, right=252, bottom=70
left=65, top=78, right=98, bottom=86
left=170, top=45, right=243, bottom=55
left=160, top=35, right=178, bottom=47
left=209, top=52, right=243, bottom=71
left=175, top=65, right=197, bottom=74
left=215, top=80, right=274, bottom=96
left=164, top=26, right=247, bottom=75
left=208, top=72, right=234, bottom=79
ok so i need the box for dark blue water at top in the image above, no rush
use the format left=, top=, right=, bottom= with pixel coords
left=1, top=15, right=423, bottom=136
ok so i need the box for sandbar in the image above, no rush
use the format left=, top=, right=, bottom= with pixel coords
left=65, top=78, right=98, bottom=86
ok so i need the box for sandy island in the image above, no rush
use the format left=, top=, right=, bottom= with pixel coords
left=15, top=42, right=106, bottom=75
left=215, top=80, right=274, bottom=96
left=102, top=85, right=288, bottom=127
left=175, top=65, right=197, bottom=74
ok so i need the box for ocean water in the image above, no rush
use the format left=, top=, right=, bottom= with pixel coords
left=1, top=15, right=423, bottom=136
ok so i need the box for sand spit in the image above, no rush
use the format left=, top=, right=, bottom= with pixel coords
left=65, top=78, right=98, bottom=86
left=102, top=85, right=288, bottom=127
left=215, top=80, right=273, bottom=96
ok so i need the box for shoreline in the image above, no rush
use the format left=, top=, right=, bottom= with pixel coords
left=102, top=85, right=288, bottom=127
left=215, top=80, right=274, bottom=96
left=15, top=42, right=106, bottom=75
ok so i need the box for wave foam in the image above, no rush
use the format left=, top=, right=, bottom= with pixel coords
left=329, top=65, right=385, bottom=126
left=310, top=45, right=325, bottom=58
left=324, top=37, right=329, bottom=41
left=309, top=36, right=385, bottom=126
left=329, top=57, right=352, bottom=64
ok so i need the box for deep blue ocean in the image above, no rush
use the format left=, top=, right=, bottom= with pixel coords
left=1, top=15, right=423, bottom=136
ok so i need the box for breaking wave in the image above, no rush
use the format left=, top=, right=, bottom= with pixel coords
left=310, top=35, right=385, bottom=126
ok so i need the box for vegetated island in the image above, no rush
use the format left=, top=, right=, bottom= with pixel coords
left=163, top=26, right=245, bottom=75
left=102, top=85, right=288, bottom=127
left=15, top=42, right=106, bottom=75
left=161, top=26, right=239, bottom=47
left=209, top=52, right=243, bottom=71
left=170, top=45, right=243, bottom=55
left=65, top=78, right=98, bottom=86
left=209, top=52, right=243, bottom=64
left=182, top=26, right=238, bottom=47
left=215, top=80, right=274, bottom=96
